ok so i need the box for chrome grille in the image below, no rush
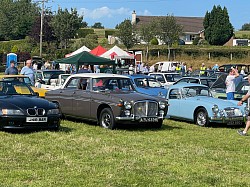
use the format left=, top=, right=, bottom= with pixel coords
left=27, top=108, right=45, bottom=116
left=224, top=107, right=242, bottom=117
left=134, top=101, right=158, bottom=117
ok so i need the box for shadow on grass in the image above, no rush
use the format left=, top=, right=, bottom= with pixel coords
left=2, top=126, right=73, bottom=134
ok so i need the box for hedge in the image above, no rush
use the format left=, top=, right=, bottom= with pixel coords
left=76, top=28, right=95, bottom=38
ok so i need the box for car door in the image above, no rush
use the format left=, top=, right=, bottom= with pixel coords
left=167, top=88, right=181, bottom=118
left=57, top=77, right=79, bottom=116
left=72, top=78, right=91, bottom=118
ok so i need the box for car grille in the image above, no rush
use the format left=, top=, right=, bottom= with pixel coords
left=224, top=107, right=242, bottom=117
left=27, top=108, right=45, bottom=116
left=134, top=101, right=158, bottom=117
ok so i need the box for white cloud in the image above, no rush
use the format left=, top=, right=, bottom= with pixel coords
left=80, top=7, right=131, bottom=20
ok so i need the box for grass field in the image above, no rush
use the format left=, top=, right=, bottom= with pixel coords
left=0, top=119, right=249, bottom=186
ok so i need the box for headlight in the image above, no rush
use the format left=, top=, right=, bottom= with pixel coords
left=212, top=105, right=219, bottom=113
left=234, top=108, right=242, bottom=116
left=47, top=109, right=60, bottom=115
left=159, top=101, right=166, bottom=109
left=124, top=101, right=132, bottom=110
left=1, top=109, right=24, bottom=115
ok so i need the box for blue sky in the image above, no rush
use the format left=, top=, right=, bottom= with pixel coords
left=45, top=0, right=249, bottom=30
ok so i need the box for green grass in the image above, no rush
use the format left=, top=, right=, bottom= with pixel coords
left=0, top=119, right=249, bottom=186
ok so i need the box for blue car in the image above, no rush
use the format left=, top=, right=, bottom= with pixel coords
left=166, top=83, right=247, bottom=126
left=128, top=75, right=167, bottom=97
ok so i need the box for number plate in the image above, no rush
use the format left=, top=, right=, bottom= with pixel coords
left=26, top=117, right=48, bottom=123
left=227, top=120, right=242, bottom=125
left=139, top=117, right=158, bottom=123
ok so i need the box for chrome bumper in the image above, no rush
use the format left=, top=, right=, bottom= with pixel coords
left=209, top=115, right=246, bottom=124
left=116, top=115, right=165, bottom=121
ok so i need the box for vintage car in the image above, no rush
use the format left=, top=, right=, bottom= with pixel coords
left=166, top=83, right=247, bottom=126
left=35, top=69, right=65, bottom=84
left=148, top=72, right=182, bottom=88
left=45, top=73, right=168, bottom=129
left=0, top=75, right=47, bottom=97
left=173, top=76, right=217, bottom=88
left=127, top=74, right=167, bottom=97
left=0, top=80, right=61, bottom=130
left=36, top=74, right=70, bottom=90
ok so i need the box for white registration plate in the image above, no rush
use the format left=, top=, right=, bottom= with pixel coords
left=139, top=117, right=158, bottom=123
left=26, top=117, right=48, bottom=123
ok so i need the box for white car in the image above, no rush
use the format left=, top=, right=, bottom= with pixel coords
left=149, top=72, right=182, bottom=88
left=36, top=74, right=70, bottom=90
left=149, top=61, right=181, bottom=72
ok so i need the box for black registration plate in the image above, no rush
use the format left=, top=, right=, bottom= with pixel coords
left=139, top=117, right=158, bottom=123
left=227, top=120, right=242, bottom=126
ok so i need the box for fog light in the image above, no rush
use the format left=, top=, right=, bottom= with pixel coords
left=159, top=110, right=165, bottom=116
left=124, top=110, right=130, bottom=116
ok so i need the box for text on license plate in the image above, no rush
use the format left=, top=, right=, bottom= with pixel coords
left=139, top=117, right=158, bottom=123
left=227, top=120, right=242, bottom=125
left=26, top=117, right=48, bottom=123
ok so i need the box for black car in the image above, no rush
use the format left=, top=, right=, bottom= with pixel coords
left=0, top=81, right=61, bottom=130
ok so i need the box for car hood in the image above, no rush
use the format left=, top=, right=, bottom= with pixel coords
left=102, top=91, right=165, bottom=103
left=135, top=87, right=167, bottom=96
left=0, top=95, right=54, bottom=110
left=187, top=96, right=241, bottom=108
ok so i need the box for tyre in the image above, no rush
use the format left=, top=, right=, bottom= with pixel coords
left=195, top=108, right=209, bottom=127
left=99, top=108, right=116, bottom=129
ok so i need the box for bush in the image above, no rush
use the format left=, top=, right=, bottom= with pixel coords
left=193, top=37, right=202, bottom=45
left=150, top=38, right=159, bottom=45
left=76, top=28, right=95, bottom=38
left=105, top=30, right=118, bottom=38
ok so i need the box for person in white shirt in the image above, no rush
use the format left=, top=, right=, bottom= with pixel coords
left=225, top=68, right=239, bottom=100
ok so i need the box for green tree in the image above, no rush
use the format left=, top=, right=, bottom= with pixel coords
left=241, top=23, right=250, bottom=31
left=155, top=15, right=183, bottom=60
left=91, top=22, right=104, bottom=29
left=204, top=5, right=233, bottom=45
left=51, top=8, right=83, bottom=49
left=138, top=21, right=157, bottom=60
left=0, top=0, right=39, bottom=40
left=116, top=19, right=135, bottom=50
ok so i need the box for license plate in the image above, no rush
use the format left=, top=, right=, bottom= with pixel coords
left=139, top=117, right=158, bottom=123
left=227, top=120, right=242, bottom=125
left=26, top=117, right=47, bottom=123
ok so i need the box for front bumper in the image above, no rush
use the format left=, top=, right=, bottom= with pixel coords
left=0, top=115, right=61, bottom=129
left=116, top=114, right=165, bottom=122
left=209, top=115, right=246, bottom=125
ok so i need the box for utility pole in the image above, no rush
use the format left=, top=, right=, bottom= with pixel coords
left=39, top=0, right=45, bottom=57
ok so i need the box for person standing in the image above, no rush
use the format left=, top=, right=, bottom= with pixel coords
left=5, top=60, right=18, bottom=75
left=78, top=65, right=91, bottom=73
left=225, top=68, right=239, bottom=100
left=237, top=75, right=250, bottom=136
left=200, top=63, right=206, bottom=75
left=20, top=59, right=35, bottom=85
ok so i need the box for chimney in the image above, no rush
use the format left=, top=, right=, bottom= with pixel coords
left=131, top=10, right=136, bottom=25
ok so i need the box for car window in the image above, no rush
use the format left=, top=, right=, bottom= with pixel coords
left=189, top=79, right=199, bottom=84
left=182, top=86, right=210, bottom=97
left=169, top=89, right=180, bottom=99
left=65, top=78, right=79, bottom=89
left=165, top=75, right=174, bottom=82
left=178, top=78, right=189, bottom=83
left=92, top=78, right=134, bottom=92
left=155, top=75, right=165, bottom=83
left=36, top=72, right=42, bottom=80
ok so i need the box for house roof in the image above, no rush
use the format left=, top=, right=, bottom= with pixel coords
left=135, top=16, right=204, bottom=34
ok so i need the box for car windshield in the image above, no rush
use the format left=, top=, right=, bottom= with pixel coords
left=134, top=78, right=162, bottom=88
left=2, top=77, right=32, bottom=86
left=0, top=81, right=35, bottom=96
left=164, top=74, right=182, bottom=82
left=92, top=78, right=134, bottom=92
left=181, top=86, right=211, bottom=97
left=43, top=71, right=65, bottom=79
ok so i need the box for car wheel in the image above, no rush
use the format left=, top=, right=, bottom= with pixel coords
left=195, top=108, right=209, bottom=127
left=99, top=108, right=116, bottom=129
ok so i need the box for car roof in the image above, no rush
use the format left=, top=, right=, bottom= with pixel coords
left=127, top=74, right=152, bottom=79
left=169, top=83, right=208, bottom=89
left=68, top=73, right=130, bottom=79
left=149, top=72, right=180, bottom=75
left=180, top=76, right=216, bottom=80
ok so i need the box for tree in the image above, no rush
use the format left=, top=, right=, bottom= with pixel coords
left=30, top=11, right=56, bottom=45
left=116, top=19, right=135, bottom=50
left=138, top=21, right=157, bottom=60
left=204, top=5, right=234, bottom=45
left=155, top=15, right=183, bottom=60
left=51, top=8, right=83, bottom=49
left=0, top=0, right=39, bottom=40
left=81, top=21, right=88, bottom=28
left=91, top=22, right=104, bottom=29
left=241, top=23, right=250, bottom=31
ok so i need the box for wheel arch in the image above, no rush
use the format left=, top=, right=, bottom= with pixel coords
left=193, top=106, right=206, bottom=122
left=97, top=104, right=113, bottom=123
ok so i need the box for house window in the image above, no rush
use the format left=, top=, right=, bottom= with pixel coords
left=190, top=35, right=196, bottom=41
